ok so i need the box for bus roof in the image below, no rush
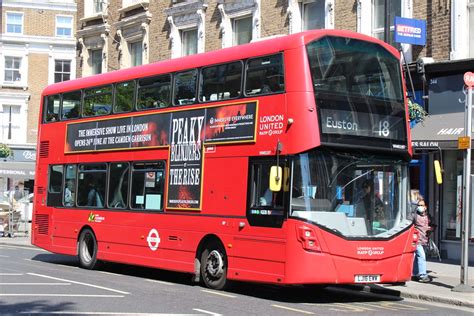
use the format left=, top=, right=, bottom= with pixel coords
left=42, top=29, right=399, bottom=96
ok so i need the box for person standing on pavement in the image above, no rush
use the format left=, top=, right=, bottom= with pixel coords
left=412, top=198, right=432, bottom=283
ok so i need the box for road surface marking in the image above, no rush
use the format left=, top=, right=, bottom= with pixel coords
left=201, top=289, right=236, bottom=298
left=0, top=273, right=23, bottom=276
left=0, top=294, right=124, bottom=297
left=192, top=308, right=221, bottom=315
left=272, top=304, right=315, bottom=314
left=21, top=313, right=186, bottom=315
left=0, top=245, right=47, bottom=251
left=146, top=279, right=175, bottom=286
left=328, top=303, right=375, bottom=312
left=0, top=254, right=10, bottom=258
left=0, top=282, right=70, bottom=285
left=28, top=273, right=130, bottom=294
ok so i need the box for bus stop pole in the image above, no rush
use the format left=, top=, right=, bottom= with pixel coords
left=453, top=83, right=473, bottom=292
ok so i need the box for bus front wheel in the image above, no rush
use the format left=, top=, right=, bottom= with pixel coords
left=200, top=241, right=228, bottom=290
left=78, top=229, right=99, bottom=269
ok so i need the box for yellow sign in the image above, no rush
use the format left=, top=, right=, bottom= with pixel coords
left=458, top=136, right=471, bottom=149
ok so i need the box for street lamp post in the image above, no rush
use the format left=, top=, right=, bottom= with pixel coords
left=453, top=72, right=474, bottom=293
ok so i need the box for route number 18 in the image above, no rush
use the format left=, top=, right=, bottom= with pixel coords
left=378, top=120, right=390, bottom=137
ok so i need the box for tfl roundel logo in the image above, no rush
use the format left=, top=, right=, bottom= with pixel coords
left=147, top=228, right=161, bottom=251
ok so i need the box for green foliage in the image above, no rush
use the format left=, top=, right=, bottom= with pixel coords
left=408, top=99, right=427, bottom=123
left=0, top=143, right=13, bottom=158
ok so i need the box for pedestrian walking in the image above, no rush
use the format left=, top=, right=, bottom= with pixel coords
left=412, top=197, right=432, bottom=283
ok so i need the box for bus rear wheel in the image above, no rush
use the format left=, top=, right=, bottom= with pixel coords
left=78, top=229, right=99, bottom=269
left=200, top=241, right=228, bottom=290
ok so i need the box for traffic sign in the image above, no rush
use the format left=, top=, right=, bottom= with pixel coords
left=465, top=72, right=474, bottom=87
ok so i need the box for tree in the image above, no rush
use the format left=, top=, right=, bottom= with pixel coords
left=408, top=99, right=427, bottom=127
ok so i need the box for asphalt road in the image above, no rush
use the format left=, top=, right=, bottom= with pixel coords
left=0, top=244, right=472, bottom=315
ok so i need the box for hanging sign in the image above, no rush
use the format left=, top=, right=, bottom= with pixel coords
left=394, top=17, right=426, bottom=46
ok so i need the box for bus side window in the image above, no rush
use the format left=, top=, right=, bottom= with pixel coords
left=137, top=74, right=171, bottom=110
left=114, top=81, right=135, bottom=113
left=245, top=54, right=285, bottom=96
left=47, top=165, right=64, bottom=207
left=199, top=61, right=242, bottom=102
left=108, top=162, right=129, bottom=209
left=174, top=70, right=197, bottom=106
left=76, top=163, right=107, bottom=208
left=62, top=90, right=81, bottom=120
left=45, top=95, right=60, bottom=122
left=249, top=161, right=285, bottom=209
left=63, top=164, right=77, bottom=207
left=83, top=85, right=112, bottom=117
left=130, top=162, right=165, bottom=211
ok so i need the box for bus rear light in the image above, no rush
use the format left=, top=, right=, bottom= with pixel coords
left=296, top=226, right=321, bottom=252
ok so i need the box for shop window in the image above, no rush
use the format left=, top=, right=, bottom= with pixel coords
left=130, top=162, right=165, bottom=211
left=137, top=75, right=171, bottom=110
left=83, top=85, right=112, bottom=117
left=108, top=162, right=130, bottom=208
left=77, top=163, right=107, bottom=208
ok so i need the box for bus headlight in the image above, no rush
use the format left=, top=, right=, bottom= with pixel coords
left=296, top=226, right=321, bottom=252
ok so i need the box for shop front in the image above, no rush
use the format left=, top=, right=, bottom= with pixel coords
left=411, top=62, right=474, bottom=263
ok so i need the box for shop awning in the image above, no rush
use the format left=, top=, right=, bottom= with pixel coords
left=0, top=161, right=35, bottom=179
left=411, top=112, right=473, bottom=149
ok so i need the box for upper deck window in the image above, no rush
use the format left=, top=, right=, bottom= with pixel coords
left=62, top=91, right=81, bottom=120
left=137, top=75, right=171, bottom=110
left=307, top=36, right=403, bottom=101
left=115, top=81, right=135, bottom=113
left=245, top=54, right=285, bottom=96
left=83, top=85, right=112, bottom=117
left=200, top=61, right=242, bottom=102
left=174, top=70, right=197, bottom=106
left=45, top=95, right=60, bottom=122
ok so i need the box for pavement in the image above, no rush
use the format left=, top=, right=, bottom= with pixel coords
left=1, top=230, right=473, bottom=308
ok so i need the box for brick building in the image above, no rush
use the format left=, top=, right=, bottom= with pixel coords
left=0, top=0, right=77, bottom=193
left=75, top=1, right=472, bottom=77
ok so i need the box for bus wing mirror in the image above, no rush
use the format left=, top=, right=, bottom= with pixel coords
left=434, top=160, right=443, bottom=184
left=269, top=166, right=282, bottom=192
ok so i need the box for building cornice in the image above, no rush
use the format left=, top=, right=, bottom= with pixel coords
left=2, top=0, right=76, bottom=12
left=1, top=33, right=76, bottom=47
left=115, top=11, right=152, bottom=30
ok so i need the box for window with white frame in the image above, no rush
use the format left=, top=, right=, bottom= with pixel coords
left=6, top=12, right=23, bottom=34
left=94, top=0, right=104, bottom=14
left=181, top=29, right=198, bottom=56
left=470, top=0, right=474, bottom=57
left=301, top=0, right=325, bottom=30
left=90, top=49, right=103, bottom=74
left=0, top=105, right=21, bottom=142
left=4, top=57, right=22, bottom=83
left=130, top=41, right=143, bottom=67
left=56, top=16, right=73, bottom=38
left=372, top=0, right=401, bottom=44
left=55, top=60, right=71, bottom=83
left=233, top=16, right=252, bottom=46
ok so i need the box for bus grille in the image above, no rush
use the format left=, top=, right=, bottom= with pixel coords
left=35, top=214, right=49, bottom=235
left=39, top=141, right=50, bottom=158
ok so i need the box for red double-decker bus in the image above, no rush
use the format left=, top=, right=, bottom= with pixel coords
left=33, top=29, right=416, bottom=290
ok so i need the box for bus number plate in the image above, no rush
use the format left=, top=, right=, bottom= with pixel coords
left=354, top=274, right=380, bottom=283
